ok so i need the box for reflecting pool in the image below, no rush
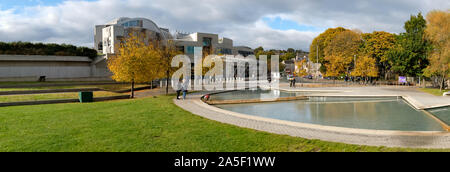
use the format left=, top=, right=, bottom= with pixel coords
left=214, top=95, right=445, bottom=131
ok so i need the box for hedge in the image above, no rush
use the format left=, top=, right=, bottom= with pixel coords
left=0, top=42, right=98, bottom=59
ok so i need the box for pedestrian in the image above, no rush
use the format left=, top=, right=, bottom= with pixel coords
left=182, top=79, right=188, bottom=100
left=176, top=79, right=182, bottom=100
left=293, top=77, right=296, bottom=87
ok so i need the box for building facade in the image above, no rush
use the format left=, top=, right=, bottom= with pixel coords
left=95, top=17, right=253, bottom=58
left=95, top=17, right=173, bottom=54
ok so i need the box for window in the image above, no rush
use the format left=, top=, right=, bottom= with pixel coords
left=186, top=46, right=194, bottom=54
left=121, top=20, right=142, bottom=27
left=176, top=46, right=184, bottom=52
left=202, top=38, right=211, bottom=46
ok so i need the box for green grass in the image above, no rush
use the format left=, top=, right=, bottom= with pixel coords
left=0, top=81, right=113, bottom=86
left=418, top=88, right=449, bottom=96
left=0, top=96, right=448, bottom=152
left=0, top=91, right=125, bottom=103
left=0, top=84, right=150, bottom=92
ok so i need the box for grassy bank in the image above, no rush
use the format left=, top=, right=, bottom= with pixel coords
left=0, top=91, right=125, bottom=103
left=418, top=88, right=449, bottom=96
left=0, top=95, right=447, bottom=152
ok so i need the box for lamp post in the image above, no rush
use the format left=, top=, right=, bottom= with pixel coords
left=316, top=44, right=319, bottom=81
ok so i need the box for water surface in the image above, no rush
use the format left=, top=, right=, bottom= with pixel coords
left=215, top=96, right=444, bottom=131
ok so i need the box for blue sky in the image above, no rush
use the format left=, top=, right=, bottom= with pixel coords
left=0, top=0, right=95, bottom=10
left=263, top=17, right=323, bottom=32
left=0, top=0, right=62, bottom=9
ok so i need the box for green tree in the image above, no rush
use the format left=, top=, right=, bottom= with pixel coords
left=388, top=13, right=431, bottom=77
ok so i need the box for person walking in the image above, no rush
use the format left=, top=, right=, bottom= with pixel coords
left=293, top=76, right=296, bottom=87
left=182, top=79, right=188, bottom=100
left=176, top=80, right=182, bottom=100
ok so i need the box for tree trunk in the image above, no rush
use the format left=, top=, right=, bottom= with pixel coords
left=131, top=80, right=135, bottom=98
left=423, top=78, right=426, bottom=88
left=440, top=75, right=445, bottom=92
left=165, top=69, right=170, bottom=95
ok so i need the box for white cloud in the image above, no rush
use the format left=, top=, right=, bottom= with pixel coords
left=0, top=0, right=448, bottom=51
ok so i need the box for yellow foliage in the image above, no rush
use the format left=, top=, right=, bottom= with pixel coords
left=351, top=55, right=378, bottom=77
left=107, top=34, right=162, bottom=83
left=324, top=55, right=348, bottom=77
left=294, top=59, right=308, bottom=77
left=324, top=30, right=362, bottom=77
left=424, top=10, right=450, bottom=78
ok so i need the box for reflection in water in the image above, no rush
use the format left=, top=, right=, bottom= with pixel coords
left=214, top=96, right=444, bottom=131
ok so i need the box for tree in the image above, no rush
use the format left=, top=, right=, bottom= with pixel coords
left=323, top=30, right=362, bottom=78
left=108, top=34, right=161, bottom=98
left=309, top=27, right=348, bottom=73
left=352, top=55, right=378, bottom=83
left=423, top=10, right=450, bottom=91
left=287, top=48, right=295, bottom=53
left=280, top=52, right=296, bottom=62
left=388, top=13, right=431, bottom=77
left=294, top=59, right=308, bottom=77
left=361, top=31, right=396, bottom=80
left=157, top=41, right=183, bottom=95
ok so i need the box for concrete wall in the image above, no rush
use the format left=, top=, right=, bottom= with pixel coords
left=0, top=55, right=112, bottom=81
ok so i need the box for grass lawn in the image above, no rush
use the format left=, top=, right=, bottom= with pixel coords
left=418, top=88, right=449, bottom=96
left=0, top=95, right=448, bottom=152
left=0, top=91, right=126, bottom=103
left=0, top=84, right=150, bottom=92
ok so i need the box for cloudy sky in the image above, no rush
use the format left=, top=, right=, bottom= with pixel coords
left=0, top=0, right=449, bottom=51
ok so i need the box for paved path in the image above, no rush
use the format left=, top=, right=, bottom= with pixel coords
left=134, top=88, right=176, bottom=98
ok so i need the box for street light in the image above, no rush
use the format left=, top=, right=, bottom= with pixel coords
left=316, top=44, right=319, bottom=81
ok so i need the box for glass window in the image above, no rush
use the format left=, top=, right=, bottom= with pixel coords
left=187, top=46, right=194, bottom=54
left=202, top=38, right=211, bottom=46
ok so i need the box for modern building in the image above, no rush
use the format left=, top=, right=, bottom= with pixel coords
left=233, top=46, right=254, bottom=57
left=172, top=32, right=234, bottom=61
left=95, top=17, right=173, bottom=54
left=95, top=17, right=253, bottom=59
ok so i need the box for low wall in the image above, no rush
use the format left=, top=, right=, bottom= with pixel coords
left=0, top=55, right=112, bottom=81
left=206, top=96, right=308, bottom=105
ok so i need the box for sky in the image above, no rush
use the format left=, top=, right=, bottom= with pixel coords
left=0, top=0, right=449, bottom=51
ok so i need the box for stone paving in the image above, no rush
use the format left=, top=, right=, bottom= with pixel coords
left=173, top=86, right=450, bottom=148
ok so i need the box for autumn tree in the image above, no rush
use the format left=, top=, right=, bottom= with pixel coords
left=157, top=40, right=183, bottom=95
left=323, top=30, right=362, bottom=78
left=423, top=10, right=450, bottom=91
left=108, top=34, right=161, bottom=98
left=309, top=27, right=348, bottom=73
left=294, top=59, right=308, bottom=76
left=361, top=31, right=396, bottom=80
left=352, top=55, right=378, bottom=84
